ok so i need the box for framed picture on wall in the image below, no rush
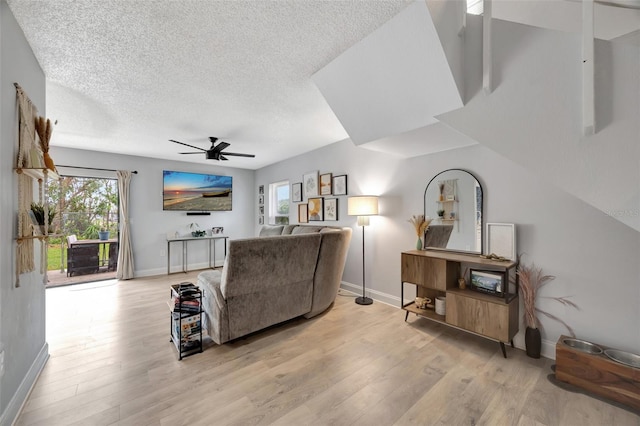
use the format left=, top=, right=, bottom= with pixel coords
left=308, top=197, right=324, bottom=221
left=258, top=185, right=264, bottom=195
left=332, top=175, right=347, bottom=196
left=258, top=195, right=264, bottom=205
left=258, top=216, right=264, bottom=225
left=320, top=173, right=332, bottom=195
left=303, top=171, right=319, bottom=198
left=292, top=182, right=302, bottom=202
left=485, top=223, right=516, bottom=260
left=298, top=203, right=308, bottom=223
left=324, top=198, right=338, bottom=221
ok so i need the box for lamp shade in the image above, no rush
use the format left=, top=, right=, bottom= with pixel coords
left=347, top=196, right=379, bottom=216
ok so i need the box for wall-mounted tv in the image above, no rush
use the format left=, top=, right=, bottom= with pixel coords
left=163, top=170, right=232, bottom=211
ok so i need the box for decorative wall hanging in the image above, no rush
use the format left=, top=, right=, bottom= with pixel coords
left=332, top=175, right=347, bottom=196
left=320, top=173, right=332, bottom=195
left=303, top=171, right=319, bottom=198
left=292, top=182, right=302, bottom=202
left=308, top=197, right=323, bottom=221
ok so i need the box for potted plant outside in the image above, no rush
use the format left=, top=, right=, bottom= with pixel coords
left=98, top=227, right=110, bottom=240
left=518, top=260, right=578, bottom=358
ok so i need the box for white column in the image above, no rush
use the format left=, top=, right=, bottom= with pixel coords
left=483, top=0, right=492, bottom=93
left=582, top=0, right=595, bottom=135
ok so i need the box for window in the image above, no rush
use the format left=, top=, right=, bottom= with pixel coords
left=269, top=180, right=289, bottom=225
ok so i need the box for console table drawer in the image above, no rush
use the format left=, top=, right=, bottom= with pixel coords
left=401, top=253, right=456, bottom=291
left=446, top=292, right=518, bottom=342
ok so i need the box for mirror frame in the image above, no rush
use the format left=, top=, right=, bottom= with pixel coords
left=423, top=169, right=484, bottom=254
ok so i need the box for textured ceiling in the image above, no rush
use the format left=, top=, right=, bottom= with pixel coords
left=7, top=0, right=413, bottom=169
left=8, top=1, right=639, bottom=170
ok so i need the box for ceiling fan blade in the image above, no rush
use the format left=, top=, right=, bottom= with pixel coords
left=222, top=152, right=256, bottom=158
left=220, top=155, right=229, bottom=161
left=178, top=152, right=204, bottom=154
left=213, top=141, right=230, bottom=152
left=170, top=139, right=206, bottom=151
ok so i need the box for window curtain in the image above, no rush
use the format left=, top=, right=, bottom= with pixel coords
left=116, top=170, right=134, bottom=279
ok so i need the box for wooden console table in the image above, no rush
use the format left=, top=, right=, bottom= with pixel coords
left=401, top=249, right=519, bottom=357
left=167, top=235, right=228, bottom=274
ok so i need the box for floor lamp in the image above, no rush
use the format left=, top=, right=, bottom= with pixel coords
left=347, top=196, right=379, bottom=305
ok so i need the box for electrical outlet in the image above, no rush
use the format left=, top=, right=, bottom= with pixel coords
left=0, top=350, right=5, bottom=378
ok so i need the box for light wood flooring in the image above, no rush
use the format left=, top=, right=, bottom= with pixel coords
left=15, top=272, right=640, bottom=426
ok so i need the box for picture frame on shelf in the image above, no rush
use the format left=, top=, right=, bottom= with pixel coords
left=292, top=182, right=302, bottom=202
left=324, top=198, right=338, bottom=221
left=298, top=203, right=308, bottom=223
left=485, top=223, right=516, bottom=260
left=320, top=173, right=332, bottom=195
left=308, top=197, right=323, bottom=221
left=303, top=171, right=319, bottom=198
left=332, top=175, right=347, bottom=196
left=470, top=269, right=505, bottom=296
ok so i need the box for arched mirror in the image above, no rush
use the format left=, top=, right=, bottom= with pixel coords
left=424, top=169, right=483, bottom=253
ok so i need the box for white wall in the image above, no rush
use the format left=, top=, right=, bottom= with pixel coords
left=439, top=16, right=640, bottom=232
left=0, top=1, right=48, bottom=422
left=50, top=147, right=256, bottom=276
left=256, top=139, right=640, bottom=359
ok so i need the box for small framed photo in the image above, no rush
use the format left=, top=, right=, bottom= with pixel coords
left=308, top=197, right=324, bottom=221
left=292, top=182, right=302, bottom=202
left=332, top=175, right=347, bottom=196
left=303, top=171, right=319, bottom=198
left=470, top=269, right=505, bottom=295
left=485, top=223, right=516, bottom=260
left=298, top=203, right=308, bottom=223
left=320, top=173, right=332, bottom=195
left=258, top=216, right=264, bottom=225
left=258, top=195, right=264, bottom=205
left=324, top=198, right=338, bottom=221
left=258, top=185, right=264, bottom=195
left=259, top=205, right=264, bottom=215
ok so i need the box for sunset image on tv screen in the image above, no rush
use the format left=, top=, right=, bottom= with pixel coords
left=163, top=170, right=232, bottom=211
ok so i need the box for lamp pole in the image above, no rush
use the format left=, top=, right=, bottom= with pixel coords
left=355, top=222, right=372, bottom=305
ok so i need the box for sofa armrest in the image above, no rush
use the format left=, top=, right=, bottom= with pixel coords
left=197, top=270, right=230, bottom=344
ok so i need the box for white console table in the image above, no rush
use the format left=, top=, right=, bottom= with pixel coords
left=166, top=235, right=228, bottom=274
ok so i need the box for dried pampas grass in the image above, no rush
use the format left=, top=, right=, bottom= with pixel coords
left=518, top=259, right=579, bottom=336
left=408, top=214, right=432, bottom=237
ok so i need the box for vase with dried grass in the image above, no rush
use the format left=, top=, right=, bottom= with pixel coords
left=408, top=215, right=432, bottom=250
left=518, top=259, right=578, bottom=358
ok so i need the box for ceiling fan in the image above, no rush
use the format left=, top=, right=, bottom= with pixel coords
left=169, top=137, right=256, bottom=161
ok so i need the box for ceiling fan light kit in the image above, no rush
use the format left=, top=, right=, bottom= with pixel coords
left=169, top=137, right=255, bottom=161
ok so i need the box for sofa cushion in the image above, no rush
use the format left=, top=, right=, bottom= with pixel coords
left=282, top=225, right=297, bottom=235
left=291, top=225, right=323, bottom=234
left=259, top=225, right=285, bottom=237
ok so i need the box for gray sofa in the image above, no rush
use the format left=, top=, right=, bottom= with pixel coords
left=196, top=225, right=352, bottom=344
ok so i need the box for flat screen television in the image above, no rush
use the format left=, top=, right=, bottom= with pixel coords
left=163, top=170, right=232, bottom=211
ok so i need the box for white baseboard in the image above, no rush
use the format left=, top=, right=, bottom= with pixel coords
left=340, top=282, right=556, bottom=360
left=1, top=342, right=49, bottom=426
left=135, top=262, right=214, bottom=278
left=340, top=281, right=402, bottom=309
